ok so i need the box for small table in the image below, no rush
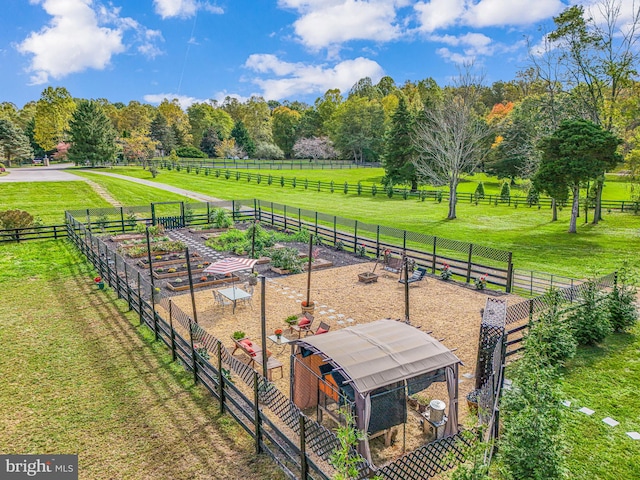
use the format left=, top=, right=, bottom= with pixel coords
left=218, top=286, right=251, bottom=313
left=268, top=334, right=292, bottom=354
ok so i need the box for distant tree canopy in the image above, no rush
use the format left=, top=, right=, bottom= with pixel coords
left=0, top=118, right=33, bottom=166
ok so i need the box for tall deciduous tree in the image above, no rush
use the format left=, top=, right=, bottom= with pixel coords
left=412, top=70, right=492, bottom=220
left=67, top=100, right=117, bottom=166
left=33, top=86, right=76, bottom=152
left=271, top=106, right=301, bottom=158
left=0, top=118, right=33, bottom=166
left=536, top=119, right=622, bottom=233
left=382, top=96, right=417, bottom=190
left=328, top=96, right=385, bottom=163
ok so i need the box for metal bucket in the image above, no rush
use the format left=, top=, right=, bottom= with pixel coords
left=429, top=399, right=446, bottom=423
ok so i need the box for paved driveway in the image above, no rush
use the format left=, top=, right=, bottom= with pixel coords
left=0, top=163, right=84, bottom=183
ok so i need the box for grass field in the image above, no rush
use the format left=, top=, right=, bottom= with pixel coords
left=0, top=241, right=282, bottom=480
left=74, top=167, right=640, bottom=277
left=2, top=165, right=639, bottom=479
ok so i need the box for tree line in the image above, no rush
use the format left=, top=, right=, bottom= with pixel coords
left=0, top=1, right=637, bottom=233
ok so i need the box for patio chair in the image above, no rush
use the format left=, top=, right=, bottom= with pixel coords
left=399, top=267, right=427, bottom=285
left=240, top=284, right=254, bottom=309
left=213, top=290, right=232, bottom=309
left=290, top=312, right=315, bottom=338
left=314, top=321, right=331, bottom=335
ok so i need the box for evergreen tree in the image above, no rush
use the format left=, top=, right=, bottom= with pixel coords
left=382, top=96, right=417, bottom=190
left=0, top=118, right=33, bottom=166
left=231, top=120, right=255, bottom=157
left=67, top=100, right=117, bottom=166
left=150, top=113, right=176, bottom=154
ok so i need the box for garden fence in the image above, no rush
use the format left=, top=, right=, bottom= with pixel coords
left=64, top=208, right=475, bottom=479
left=153, top=158, right=380, bottom=171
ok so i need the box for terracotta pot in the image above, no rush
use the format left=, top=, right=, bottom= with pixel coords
left=301, top=303, right=315, bottom=315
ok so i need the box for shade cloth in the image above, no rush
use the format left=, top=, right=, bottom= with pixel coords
left=203, top=257, right=257, bottom=275
left=297, top=319, right=461, bottom=394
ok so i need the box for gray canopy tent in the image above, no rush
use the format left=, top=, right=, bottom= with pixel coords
left=291, top=319, right=461, bottom=464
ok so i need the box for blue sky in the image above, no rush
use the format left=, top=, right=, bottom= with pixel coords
left=1, top=0, right=581, bottom=109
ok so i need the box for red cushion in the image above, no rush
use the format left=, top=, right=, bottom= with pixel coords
left=299, top=317, right=311, bottom=326
left=239, top=339, right=252, bottom=347
left=316, top=328, right=328, bottom=335
left=245, top=346, right=255, bottom=355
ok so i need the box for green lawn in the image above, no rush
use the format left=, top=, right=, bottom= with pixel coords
left=73, top=167, right=640, bottom=277
left=561, top=323, right=640, bottom=479
left=0, top=181, right=110, bottom=223
left=0, top=240, right=282, bottom=480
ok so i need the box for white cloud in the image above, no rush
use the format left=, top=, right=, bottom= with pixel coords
left=415, top=0, right=564, bottom=32
left=17, top=0, right=125, bottom=85
left=283, top=0, right=404, bottom=50
left=244, top=54, right=385, bottom=100
left=436, top=47, right=475, bottom=65
left=16, top=0, right=164, bottom=84
left=153, top=0, right=224, bottom=19
left=143, top=93, right=206, bottom=109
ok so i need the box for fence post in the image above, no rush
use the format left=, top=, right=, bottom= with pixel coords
left=333, top=216, right=337, bottom=245
left=298, top=208, right=301, bottom=230
left=151, top=203, right=156, bottom=226
left=254, top=199, right=257, bottom=221
left=146, top=227, right=159, bottom=341
left=180, top=201, right=186, bottom=227
left=113, top=251, right=120, bottom=298
left=466, top=244, right=473, bottom=283
left=253, top=372, right=262, bottom=454
left=505, top=252, right=513, bottom=293
left=403, top=230, right=407, bottom=251
left=125, top=264, right=132, bottom=311
left=354, top=220, right=358, bottom=253
left=271, top=202, right=275, bottom=226
left=168, top=300, right=176, bottom=362
left=315, top=212, right=318, bottom=238
left=206, top=202, right=210, bottom=223
left=218, top=341, right=225, bottom=414
left=300, top=414, right=308, bottom=479
left=53, top=225, right=58, bottom=239
left=530, top=271, right=534, bottom=296
left=432, top=237, right=437, bottom=274
left=232, top=200, right=236, bottom=221
left=284, top=205, right=287, bottom=230
left=137, top=271, right=143, bottom=325
left=528, top=300, right=534, bottom=325
left=376, top=225, right=380, bottom=258
left=120, top=207, right=125, bottom=233
left=189, top=319, right=198, bottom=383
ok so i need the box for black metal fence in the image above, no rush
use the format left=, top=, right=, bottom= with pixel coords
left=0, top=223, right=68, bottom=242
left=157, top=164, right=640, bottom=214
left=503, top=271, right=617, bottom=356
left=64, top=205, right=477, bottom=479
left=154, top=158, right=379, bottom=170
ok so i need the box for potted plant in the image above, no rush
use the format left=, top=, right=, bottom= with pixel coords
left=274, top=328, right=283, bottom=340
left=94, top=276, right=105, bottom=290
left=232, top=330, right=246, bottom=340
left=440, top=263, right=452, bottom=281
left=248, top=271, right=258, bottom=286
left=301, top=300, right=315, bottom=315
left=284, top=315, right=299, bottom=327
left=475, top=273, right=488, bottom=290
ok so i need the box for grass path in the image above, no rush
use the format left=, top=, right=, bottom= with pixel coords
left=0, top=240, right=282, bottom=480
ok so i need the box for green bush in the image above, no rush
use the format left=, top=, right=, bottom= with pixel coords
left=569, top=280, right=612, bottom=345
left=208, top=208, right=233, bottom=228
left=386, top=185, right=394, bottom=198
left=330, top=180, right=334, bottom=193
left=0, top=209, right=34, bottom=230
left=474, top=182, right=485, bottom=200
left=526, top=186, right=539, bottom=206
left=343, top=182, right=348, bottom=194
left=371, top=184, right=377, bottom=196
left=357, top=181, right=362, bottom=195
left=268, top=246, right=304, bottom=273
left=500, top=181, right=511, bottom=201
left=607, top=264, right=638, bottom=332
left=524, top=290, right=576, bottom=367
left=176, top=146, right=207, bottom=158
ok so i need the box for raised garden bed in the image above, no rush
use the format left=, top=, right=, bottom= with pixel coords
left=270, top=258, right=333, bottom=275
left=166, top=275, right=240, bottom=291
left=109, top=233, right=146, bottom=242
left=153, top=263, right=206, bottom=279
left=189, top=227, right=233, bottom=234
left=138, top=252, right=202, bottom=268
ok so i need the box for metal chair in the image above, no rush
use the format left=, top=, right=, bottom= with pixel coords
left=213, top=290, right=232, bottom=309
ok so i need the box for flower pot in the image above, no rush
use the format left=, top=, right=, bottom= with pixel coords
left=248, top=276, right=258, bottom=286
left=97, top=282, right=105, bottom=290
left=301, top=303, right=315, bottom=315
left=358, top=272, right=379, bottom=284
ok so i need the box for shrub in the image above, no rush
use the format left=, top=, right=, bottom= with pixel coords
left=569, top=280, right=612, bottom=345
left=232, top=330, right=246, bottom=340
left=525, top=289, right=576, bottom=367
left=268, top=246, right=304, bottom=273
left=254, top=142, right=284, bottom=159
left=0, top=209, right=34, bottom=230
left=330, top=180, right=335, bottom=193
left=500, top=181, right=511, bottom=201
left=371, top=184, right=377, bottom=196
left=357, top=181, right=362, bottom=195
left=474, top=182, right=485, bottom=200
left=343, top=182, right=348, bottom=194
left=224, top=170, right=230, bottom=179
left=386, top=185, right=394, bottom=198
left=292, top=177, right=297, bottom=188
left=176, top=146, right=207, bottom=158
left=436, top=191, right=443, bottom=203
left=304, top=178, right=308, bottom=189
left=527, top=186, right=539, bottom=206
left=208, top=208, right=233, bottom=228
left=608, top=263, right=638, bottom=332
left=402, top=189, right=409, bottom=200
left=280, top=176, right=285, bottom=187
